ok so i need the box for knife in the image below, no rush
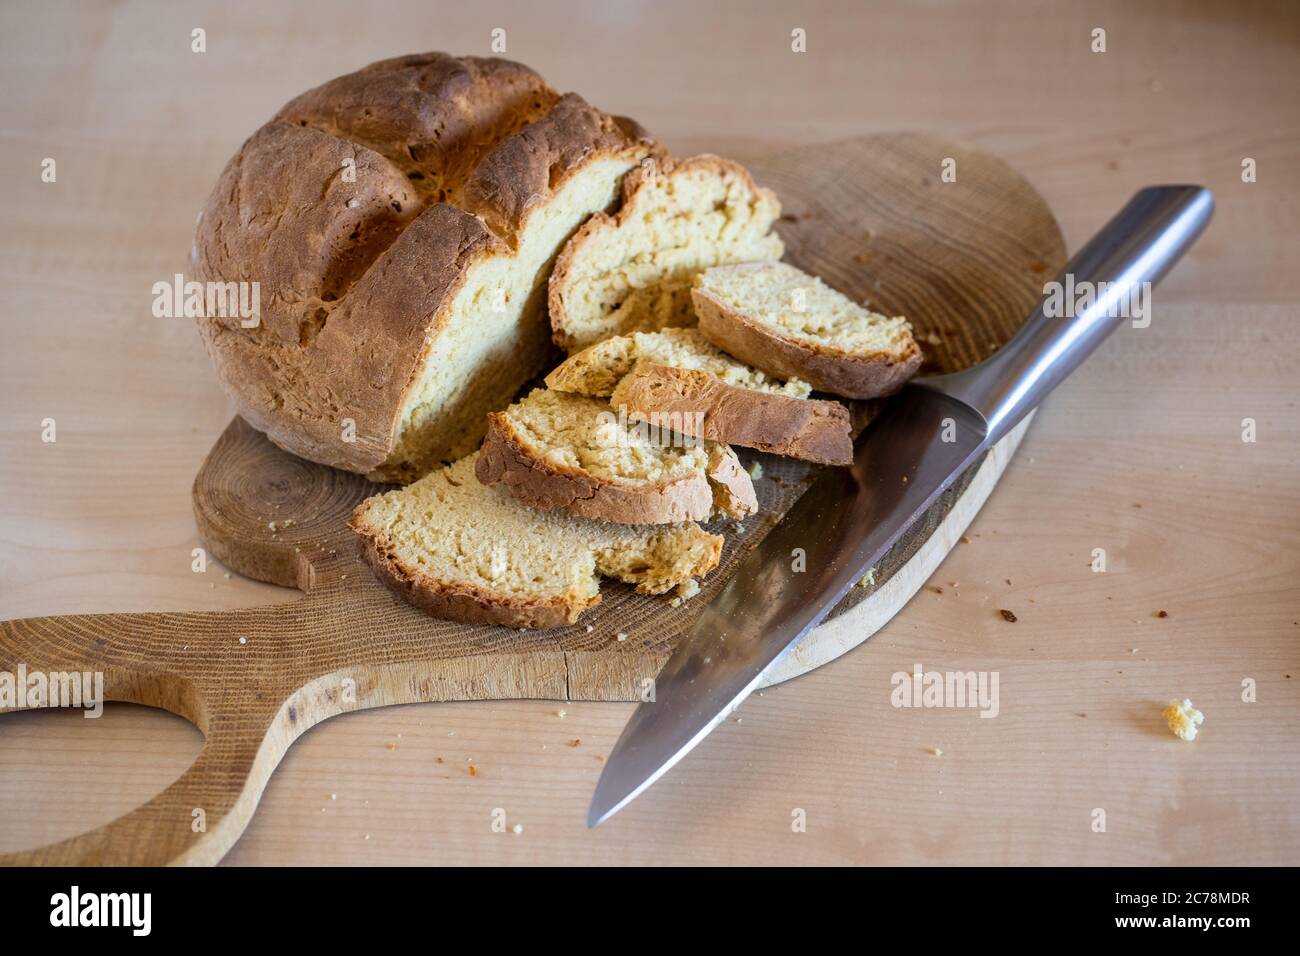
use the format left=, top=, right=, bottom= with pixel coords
left=588, top=185, right=1215, bottom=827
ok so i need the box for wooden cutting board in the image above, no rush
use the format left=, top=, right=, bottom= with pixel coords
left=0, top=132, right=1064, bottom=865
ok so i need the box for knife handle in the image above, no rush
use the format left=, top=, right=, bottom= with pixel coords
left=920, top=185, right=1213, bottom=443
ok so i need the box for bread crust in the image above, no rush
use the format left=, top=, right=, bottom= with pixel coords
left=610, top=364, right=854, bottom=465
left=548, top=154, right=781, bottom=352
left=693, top=279, right=923, bottom=400
left=193, top=53, right=656, bottom=477
left=350, top=459, right=725, bottom=626
left=475, top=410, right=725, bottom=524
left=354, top=524, right=591, bottom=628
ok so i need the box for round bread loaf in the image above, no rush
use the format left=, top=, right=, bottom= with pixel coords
left=192, top=53, right=658, bottom=482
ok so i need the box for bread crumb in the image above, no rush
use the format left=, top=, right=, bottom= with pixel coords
left=568, top=738, right=581, bottom=747
left=1162, top=699, right=1204, bottom=741
left=616, top=632, right=628, bottom=641
left=585, top=624, right=594, bottom=633
left=960, top=535, right=971, bottom=544
left=556, top=709, right=566, bottom=718
left=238, top=636, right=247, bottom=645
left=1154, top=610, right=1169, bottom=618
left=468, top=764, right=478, bottom=776
left=670, top=597, right=682, bottom=608
left=999, top=609, right=1017, bottom=623
left=930, top=747, right=944, bottom=757
left=677, top=578, right=701, bottom=600
left=385, top=742, right=397, bottom=751
left=859, top=566, right=877, bottom=588
left=747, top=461, right=763, bottom=480
left=512, top=823, right=523, bottom=835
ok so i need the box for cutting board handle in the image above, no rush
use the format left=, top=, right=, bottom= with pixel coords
left=0, top=608, right=313, bottom=866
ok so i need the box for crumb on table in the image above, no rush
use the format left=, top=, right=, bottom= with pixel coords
left=1162, top=698, right=1204, bottom=741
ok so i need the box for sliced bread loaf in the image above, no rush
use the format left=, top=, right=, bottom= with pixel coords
left=549, top=155, right=784, bottom=352
left=546, top=328, right=852, bottom=465
left=692, top=261, right=923, bottom=399
left=194, top=53, right=659, bottom=482
left=351, top=453, right=722, bottom=627
left=475, top=388, right=756, bottom=524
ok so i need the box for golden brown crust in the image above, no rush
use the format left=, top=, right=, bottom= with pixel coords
left=548, top=154, right=779, bottom=352
left=193, top=53, right=656, bottom=476
left=610, top=364, right=854, bottom=465
left=353, top=523, right=589, bottom=628
left=475, top=411, right=722, bottom=524
left=693, top=283, right=923, bottom=399
left=462, top=93, right=659, bottom=247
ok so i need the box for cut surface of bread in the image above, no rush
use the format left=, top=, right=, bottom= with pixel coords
left=546, top=328, right=850, bottom=464
left=693, top=261, right=923, bottom=399
left=545, top=327, right=810, bottom=399
left=610, top=364, right=854, bottom=465
left=549, top=155, right=784, bottom=352
left=350, top=453, right=722, bottom=627
left=193, top=53, right=658, bottom=482
left=476, top=388, right=756, bottom=524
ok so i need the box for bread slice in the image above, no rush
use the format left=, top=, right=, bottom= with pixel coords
left=546, top=328, right=852, bottom=465
left=351, top=453, right=723, bottom=627
left=545, top=327, right=811, bottom=398
left=548, top=155, right=784, bottom=352
left=475, top=388, right=756, bottom=524
left=611, top=364, right=853, bottom=465
left=692, top=261, right=923, bottom=399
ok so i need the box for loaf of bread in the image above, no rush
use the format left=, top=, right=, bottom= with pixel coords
left=548, top=155, right=784, bottom=352
left=350, top=453, right=722, bottom=627
left=193, top=53, right=658, bottom=482
left=692, top=262, right=923, bottom=398
left=547, top=328, right=852, bottom=464
left=476, top=388, right=757, bottom=524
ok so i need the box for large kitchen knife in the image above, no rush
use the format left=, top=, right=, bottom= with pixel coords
left=588, top=185, right=1214, bottom=827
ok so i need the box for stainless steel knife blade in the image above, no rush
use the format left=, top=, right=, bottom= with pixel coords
left=587, top=386, right=988, bottom=826
left=588, top=185, right=1214, bottom=827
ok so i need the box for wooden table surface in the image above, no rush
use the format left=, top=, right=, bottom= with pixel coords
left=1, top=0, right=1297, bottom=866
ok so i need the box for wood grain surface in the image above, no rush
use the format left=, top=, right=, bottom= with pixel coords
left=0, top=131, right=1061, bottom=864
left=0, top=0, right=1297, bottom=866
